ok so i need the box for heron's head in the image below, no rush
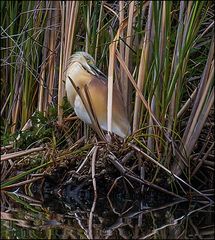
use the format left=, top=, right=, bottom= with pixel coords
left=67, top=51, right=106, bottom=78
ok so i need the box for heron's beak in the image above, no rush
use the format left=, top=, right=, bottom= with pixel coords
left=90, top=64, right=107, bottom=79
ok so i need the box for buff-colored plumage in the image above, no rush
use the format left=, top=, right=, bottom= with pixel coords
left=65, top=52, right=130, bottom=138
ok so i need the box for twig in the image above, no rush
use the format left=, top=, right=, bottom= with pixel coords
left=1, top=147, right=44, bottom=161
left=108, top=152, right=185, bottom=200
left=107, top=176, right=123, bottom=197
left=76, top=146, right=96, bottom=173
left=91, top=146, right=98, bottom=199
left=140, top=202, right=212, bottom=239
left=191, top=142, right=214, bottom=177
left=88, top=198, right=97, bottom=240
left=1, top=177, right=43, bottom=190
left=130, top=143, right=214, bottom=203
left=121, top=150, right=134, bottom=164
left=69, top=136, right=85, bottom=151
left=107, top=195, right=124, bottom=216
left=0, top=144, right=13, bottom=152
left=129, top=199, right=187, bottom=219
left=63, top=116, right=79, bottom=121
left=189, top=218, right=203, bottom=239
left=9, top=191, right=42, bottom=204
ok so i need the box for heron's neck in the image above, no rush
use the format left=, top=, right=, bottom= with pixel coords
left=66, top=62, right=91, bottom=87
left=65, top=62, right=91, bottom=106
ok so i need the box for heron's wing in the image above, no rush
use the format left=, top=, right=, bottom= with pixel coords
left=84, top=75, right=130, bottom=137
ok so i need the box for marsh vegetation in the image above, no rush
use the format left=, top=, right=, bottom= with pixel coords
left=1, top=1, right=214, bottom=239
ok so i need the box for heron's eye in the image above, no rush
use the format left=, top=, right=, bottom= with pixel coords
left=87, top=59, right=94, bottom=65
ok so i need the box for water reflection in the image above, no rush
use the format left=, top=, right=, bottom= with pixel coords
left=1, top=190, right=214, bottom=239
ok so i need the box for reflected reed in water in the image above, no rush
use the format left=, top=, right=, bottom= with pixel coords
left=1, top=188, right=214, bottom=239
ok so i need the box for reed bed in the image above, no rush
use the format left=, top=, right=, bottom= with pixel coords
left=0, top=1, right=214, bottom=202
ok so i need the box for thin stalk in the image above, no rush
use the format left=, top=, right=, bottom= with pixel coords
left=133, top=2, right=152, bottom=131
left=124, top=1, right=135, bottom=117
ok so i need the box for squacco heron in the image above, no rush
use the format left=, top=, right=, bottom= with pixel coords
left=65, top=51, right=131, bottom=138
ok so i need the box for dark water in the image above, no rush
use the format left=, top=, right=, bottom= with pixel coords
left=1, top=188, right=214, bottom=239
